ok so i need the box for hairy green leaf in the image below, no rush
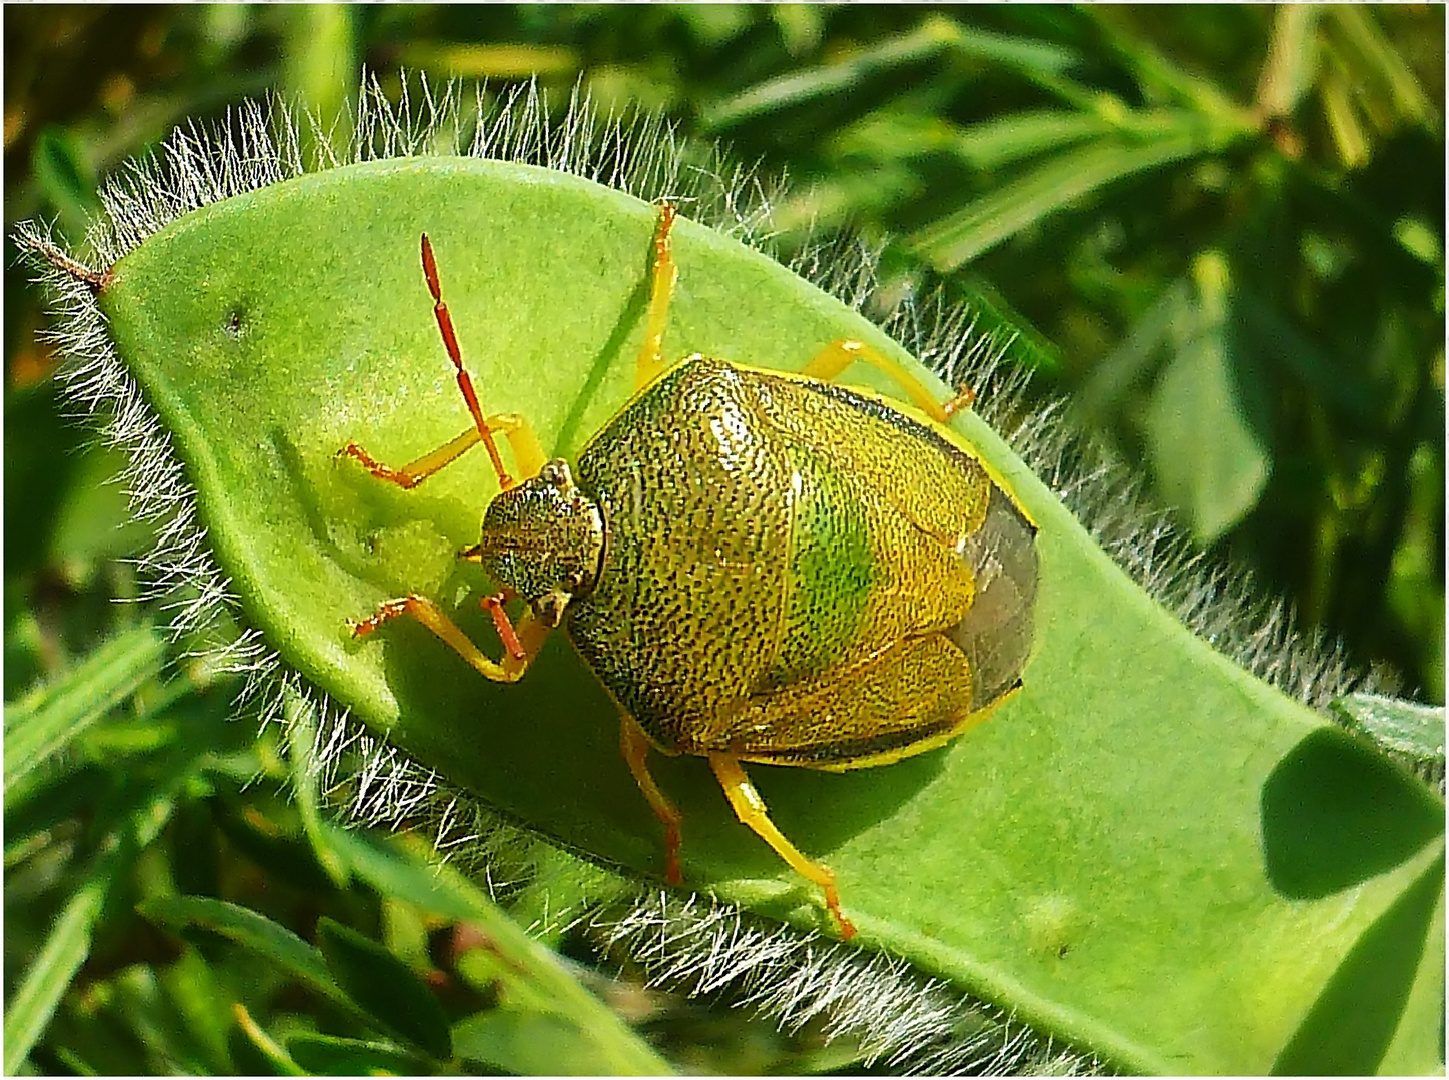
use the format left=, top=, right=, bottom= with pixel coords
left=1333, top=693, right=1446, bottom=774
left=93, top=157, right=1443, bottom=1074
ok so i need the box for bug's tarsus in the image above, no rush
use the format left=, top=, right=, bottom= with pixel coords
left=420, top=233, right=515, bottom=490
left=348, top=597, right=411, bottom=638
left=335, top=440, right=424, bottom=488
left=942, top=384, right=977, bottom=418
left=654, top=202, right=676, bottom=258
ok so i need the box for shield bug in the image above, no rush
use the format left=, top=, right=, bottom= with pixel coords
left=339, top=204, right=1039, bottom=939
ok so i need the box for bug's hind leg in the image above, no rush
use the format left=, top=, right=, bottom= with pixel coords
left=707, top=753, right=857, bottom=940
left=800, top=339, right=974, bottom=422
left=621, top=715, right=684, bottom=885
left=349, top=594, right=547, bottom=683
left=635, top=203, right=679, bottom=392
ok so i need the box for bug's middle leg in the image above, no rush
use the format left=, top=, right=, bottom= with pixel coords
left=800, top=339, right=974, bottom=422
left=620, top=715, right=684, bottom=885
left=707, top=753, right=857, bottom=939
left=349, top=594, right=547, bottom=683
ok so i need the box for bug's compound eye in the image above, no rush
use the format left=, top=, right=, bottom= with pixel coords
left=539, top=458, right=572, bottom=489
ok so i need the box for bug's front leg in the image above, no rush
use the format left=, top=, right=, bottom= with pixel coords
left=338, top=412, right=548, bottom=490
left=339, top=233, right=550, bottom=490
left=707, top=753, right=857, bottom=940
left=349, top=594, right=547, bottom=683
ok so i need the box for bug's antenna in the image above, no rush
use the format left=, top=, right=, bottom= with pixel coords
left=420, top=234, right=514, bottom=489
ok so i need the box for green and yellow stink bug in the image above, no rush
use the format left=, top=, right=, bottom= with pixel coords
left=339, top=205, right=1038, bottom=939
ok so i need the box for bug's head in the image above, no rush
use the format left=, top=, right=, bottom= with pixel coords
left=464, top=458, right=604, bottom=626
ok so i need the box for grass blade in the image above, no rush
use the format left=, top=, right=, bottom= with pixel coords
left=2, top=863, right=111, bottom=1074
left=702, top=15, right=1079, bottom=132
left=138, top=896, right=350, bottom=1012
left=701, top=16, right=964, bottom=131
left=326, top=827, right=671, bottom=1076
left=4, top=624, right=167, bottom=789
left=908, top=126, right=1219, bottom=270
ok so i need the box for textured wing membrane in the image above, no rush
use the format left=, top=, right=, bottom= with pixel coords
left=952, top=485, right=1038, bottom=710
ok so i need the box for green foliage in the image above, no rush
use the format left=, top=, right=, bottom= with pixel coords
left=1333, top=692, right=1447, bottom=783
left=91, top=156, right=1442, bottom=1071
left=4, top=637, right=676, bottom=1074
left=5, top=625, right=167, bottom=790
left=5, top=6, right=1443, bottom=1075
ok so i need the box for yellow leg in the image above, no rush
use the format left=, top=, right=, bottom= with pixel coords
left=489, top=414, right=547, bottom=480
left=707, top=753, right=857, bottom=940
left=620, top=716, right=683, bottom=884
left=338, top=411, right=547, bottom=490
left=799, top=339, right=974, bottom=423
left=349, top=594, right=546, bottom=683
left=635, top=203, right=678, bottom=392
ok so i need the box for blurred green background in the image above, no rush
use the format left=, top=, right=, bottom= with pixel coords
left=4, top=6, right=1443, bottom=1075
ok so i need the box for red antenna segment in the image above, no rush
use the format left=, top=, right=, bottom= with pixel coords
left=421, top=234, right=515, bottom=490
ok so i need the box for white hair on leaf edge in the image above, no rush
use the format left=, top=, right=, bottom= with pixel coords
left=14, top=73, right=1403, bottom=1073
left=592, top=891, right=1098, bottom=1074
